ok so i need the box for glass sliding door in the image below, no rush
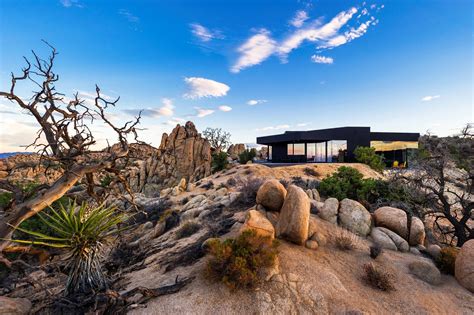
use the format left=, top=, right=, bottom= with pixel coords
left=327, top=140, right=347, bottom=162
left=307, top=143, right=316, bottom=162
left=316, top=142, right=327, bottom=162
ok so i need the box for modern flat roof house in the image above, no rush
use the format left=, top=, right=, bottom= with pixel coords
left=256, top=126, right=420, bottom=166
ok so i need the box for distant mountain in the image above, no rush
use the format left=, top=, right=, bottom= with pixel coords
left=0, top=152, right=34, bottom=159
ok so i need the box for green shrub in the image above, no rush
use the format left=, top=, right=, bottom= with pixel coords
left=238, top=149, right=257, bottom=164
left=176, top=221, right=201, bottom=239
left=100, top=174, right=113, bottom=187
left=363, top=263, right=396, bottom=291
left=211, top=152, right=229, bottom=173
left=354, top=146, right=385, bottom=172
left=205, top=230, right=278, bottom=290
left=435, top=246, right=459, bottom=275
left=0, top=192, right=12, bottom=208
left=9, top=200, right=126, bottom=295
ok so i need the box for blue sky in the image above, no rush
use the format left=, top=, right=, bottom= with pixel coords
left=0, top=0, right=472, bottom=151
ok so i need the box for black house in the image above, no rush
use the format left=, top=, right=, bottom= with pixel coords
left=256, top=126, right=420, bottom=166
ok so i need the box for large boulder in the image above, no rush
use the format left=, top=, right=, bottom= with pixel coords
left=338, top=199, right=372, bottom=237
left=371, top=227, right=398, bottom=251
left=409, top=260, right=441, bottom=285
left=277, top=185, right=310, bottom=245
left=0, top=296, right=31, bottom=315
left=409, top=217, right=426, bottom=246
left=241, top=210, right=275, bottom=239
left=318, top=198, right=339, bottom=224
left=374, top=206, right=408, bottom=239
left=455, top=239, right=474, bottom=292
left=256, top=179, right=287, bottom=212
left=378, top=227, right=409, bottom=252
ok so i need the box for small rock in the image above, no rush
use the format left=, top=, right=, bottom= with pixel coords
left=312, top=189, right=321, bottom=202
left=311, top=231, right=327, bottom=246
left=310, top=200, right=324, bottom=215
left=426, top=244, right=441, bottom=260
left=153, top=221, right=166, bottom=238
left=305, top=239, right=319, bottom=250
left=0, top=297, right=31, bottom=315
left=410, top=247, right=421, bottom=255
left=241, top=210, right=275, bottom=239
left=318, top=198, right=338, bottom=224
left=305, top=189, right=314, bottom=200
left=142, top=221, right=154, bottom=230
left=409, top=260, right=441, bottom=285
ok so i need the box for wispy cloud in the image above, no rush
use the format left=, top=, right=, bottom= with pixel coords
left=195, top=107, right=215, bottom=118
left=183, top=77, right=230, bottom=99
left=123, top=98, right=174, bottom=118
left=60, top=0, right=83, bottom=8
left=165, top=117, right=187, bottom=126
left=118, top=9, right=139, bottom=23
left=311, top=55, right=334, bottom=64
left=296, top=122, right=310, bottom=127
left=190, top=23, right=224, bottom=42
left=232, top=5, right=382, bottom=72
left=290, top=10, right=309, bottom=28
left=247, top=99, right=267, bottom=106
left=231, top=29, right=277, bottom=73
left=421, top=95, right=441, bottom=102
left=256, top=124, right=290, bottom=132
left=218, top=105, right=232, bottom=112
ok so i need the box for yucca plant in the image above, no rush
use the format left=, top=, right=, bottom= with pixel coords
left=7, top=200, right=126, bottom=295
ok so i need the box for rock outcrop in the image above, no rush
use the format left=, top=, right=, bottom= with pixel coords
left=409, top=260, right=441, bottom=285
left=277, top=185, right=310, bottom=245
left=241, top=210, right=275, bottom=239
left=374, top=206, right=425, bottom=246
left=455, top=239, right=474, bottom=292
left=0, top=296, right=31, bottom=315
left=131, top=122, right=211, bottom=193
left=338, top=198, right=372, bottom=237
left=227, top=143, right=246, bottom=160
left=256, top=179, right=287, bottom=212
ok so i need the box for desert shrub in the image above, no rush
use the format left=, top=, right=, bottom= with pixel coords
left=354, top=146, right=385, bottom=172
left=181, top=196, right=190, bottom=205
left=370, top=244, right=382, bottom=259
left=291, top=176, right=306, bottom=189
left=231, top=177, right=264, bottom=208
left=304, top=167, right=319, bottom=177
left=244, top=169, right=253, bottom=175
left=201, top=181, right=214, bottom=190
left=212, top=151, right=229, bottom=173
left=100, top=174, right=113, bottom=187
left=335, top=229, right=358, bottom=250
left=205, top=230, right=278, bottom=290
left=238, top=149, right=257, bottom=164
left=226, top=177, right=237, bottom=187
left=0, top=192, right=12, bottom=208
left=9, top=200, right=126, bottom=295
left=176, top=221, right=201, bottom=239
left=435, top=246, right=459, bottom=275
left=279, top=179, right=290, bottom=189
left=363, top=263, right=396, bottom=291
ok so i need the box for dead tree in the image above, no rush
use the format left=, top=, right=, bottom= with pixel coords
left=403, top=125, right=473, bottom=247
left=202, top=127, right=231, bottom=152
left=0, top=42, right=142, bottom=254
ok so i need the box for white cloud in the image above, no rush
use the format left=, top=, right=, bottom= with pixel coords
left=290, top=10, right=309, bottom=28
left=231, top=29, right=277, bottom=73
left=60, top=0, right=83, bottom=8
left=165, top=117, right=187, bottom=126
left=256, top=124, right=290, bottom=132
left=311, top=55, right=334, bottom=64
left=296, top=122, right=310, bottom=127
left=421, top=95, right=441, bottom=102
left=232, top=6, right=381, bottom=72
left=195, top=107, right=215, bottom=118
left=123, top=98, right=174, bottom=118
left=183, top=77, right=230, bottom=99
left=247, top=99, right=267, bottom=106
left=118, top=9, right=139, bottom=23
left=190, top=23, right=223, bottom=42
left=218, top=105, right=232, bottom=112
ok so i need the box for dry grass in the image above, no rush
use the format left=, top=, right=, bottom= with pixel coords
left=334, top=229, right=359, bottom=251
left=363, top=263, right=396, bottom=291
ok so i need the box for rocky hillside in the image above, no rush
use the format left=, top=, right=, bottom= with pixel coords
left=2, top=163, right=473, bottom=314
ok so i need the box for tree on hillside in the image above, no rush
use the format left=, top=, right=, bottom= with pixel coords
left=0, top=42, right=142, bottom=257
left=354, top=146, right=385, bottom=173
left=202, top=127, right=231, bottom=152
left=402, top=124, right=473, bottom=246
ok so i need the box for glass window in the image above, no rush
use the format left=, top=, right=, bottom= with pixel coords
left=328, top=140, right=347, bottom=162
left=294, top=143, right=305, bottom=155
left=307, top=143, right=316, bottom=161
left=316, top=142, right=326, bottom=162
left=370, top=141, right=418, bottom=152
left=268, top=146, right=272, bottom=160
left=287, top=143, right=293, bottom=155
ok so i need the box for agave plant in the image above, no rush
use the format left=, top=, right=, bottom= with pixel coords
left=8, top=200, right=126, bottom=295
